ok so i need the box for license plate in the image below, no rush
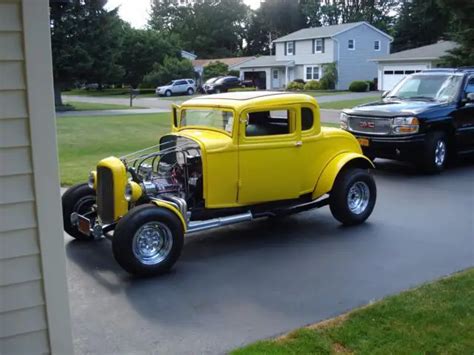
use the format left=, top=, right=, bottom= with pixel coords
left=78, top=215, right=91, bottom=236
left=357, top=138, right=370, bottom=147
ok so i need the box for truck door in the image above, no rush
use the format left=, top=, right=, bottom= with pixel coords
left=237, top=106, right=302, bottom=205
left=454, top=75, right=474, bottom=151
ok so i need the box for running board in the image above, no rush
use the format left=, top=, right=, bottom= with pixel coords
left=187, top=212, right=253, bottom=233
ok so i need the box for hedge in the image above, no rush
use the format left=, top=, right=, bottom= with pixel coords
left=349, top=80, right=369, bottom=92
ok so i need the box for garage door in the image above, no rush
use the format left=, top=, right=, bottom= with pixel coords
left=381, top=65, right=428, bottom=91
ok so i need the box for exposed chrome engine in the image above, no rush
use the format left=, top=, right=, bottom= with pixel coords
left=121, top=136, right=203, bottom=206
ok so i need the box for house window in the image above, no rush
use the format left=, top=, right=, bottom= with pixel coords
left=348, top=39, right=355, bottom=50
left=287, top=41, right=294, bottom=55
left=315, top=38, right=323, bottom=53
left=305, top=66, right=320, bottom=80
left=374, top=40, right=380, bottom=51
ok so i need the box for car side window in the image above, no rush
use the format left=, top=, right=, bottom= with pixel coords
left=175, top=80, right=187, bottom=85
left=301, top=108, right=314, bottom=130
left=245, top=110, right=291, bottom=137
left=465, top=77, right=474, bottom=94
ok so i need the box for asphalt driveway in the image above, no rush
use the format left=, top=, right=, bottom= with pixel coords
left=66, top=158, right=474, bottom=354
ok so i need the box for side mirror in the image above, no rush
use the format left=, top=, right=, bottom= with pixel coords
left=381, top=90, right=389, bottom=98
left=467, top=92, right=474, bottom=102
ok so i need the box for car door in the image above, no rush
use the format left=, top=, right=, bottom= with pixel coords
left=173, top=80, right=187, bottom=94
left=237, top=106, right=302, bottom=205
left=454, top=75, right=474, bottom=151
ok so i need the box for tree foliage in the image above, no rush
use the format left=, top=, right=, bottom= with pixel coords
left=143, top=56, right=195, bottom=87
left=391, top=0, right=451, bottom=52
left=202, top=61, right=229, bottom=81
left=149, top=0, right=249, bottom=58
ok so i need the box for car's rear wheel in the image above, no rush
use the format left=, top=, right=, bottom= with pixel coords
left=421, top=131, right=448, bottom=173
left=165, top=90, right=172, bottom=97
left=62, top=183, right=96, bottom=241
left=187, top=88, right=194, bottom=95
left=112, top=204, right=184, bottom=276
left=329, top=168, right=376, bottom=225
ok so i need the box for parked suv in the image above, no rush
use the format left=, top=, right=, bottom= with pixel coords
left=204, top=76, right=241, bottom=94
left=156, top=79, right=196, bottom=97
left=341, top=68, right=474, bottom=172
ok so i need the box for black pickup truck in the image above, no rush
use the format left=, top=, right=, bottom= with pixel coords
left=341, top=68, right=474, bottom=172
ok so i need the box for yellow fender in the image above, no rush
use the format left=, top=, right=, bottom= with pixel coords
left=150, top=199, right=187, bottom=232
left=312, top=152, right=374, bottom=199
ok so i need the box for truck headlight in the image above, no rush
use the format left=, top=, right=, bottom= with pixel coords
left=391, top=116, right=419, bottom=135
left=88, top=171, right=96, bottom=189
left=124, top=181, right=143, bottom=202
left=340, top=112, right=348, bottom=130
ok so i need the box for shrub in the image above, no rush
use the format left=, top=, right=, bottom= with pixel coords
left=286, top=81, right=305, bottom=91
left=303, top=80, right=321, bottom=90
left=349, top=80, right=369, bottom=92
left=320, top=62, right=338, bottom=89
left=293, top=78, right=305, bottom=84
left=227, top=69, right=240, bottom=77
left=143, top=56, right=195, bottom=87
left=203, top=61, right=229, bottom=81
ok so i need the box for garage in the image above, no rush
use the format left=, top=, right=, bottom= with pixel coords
left=373, top=41, right=458, bottom=91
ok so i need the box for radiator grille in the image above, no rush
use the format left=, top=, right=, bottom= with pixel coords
left=96, top=166, right=115, bottom=224
left=348, top=116, right=391, bottom=135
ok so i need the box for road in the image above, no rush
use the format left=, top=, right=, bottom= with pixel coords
left=65, top=158, right=474, bottom=354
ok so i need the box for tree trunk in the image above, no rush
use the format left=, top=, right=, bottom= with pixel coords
left=54, top=82, right=63, bottom=107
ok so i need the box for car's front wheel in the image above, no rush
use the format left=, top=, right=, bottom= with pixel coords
left=329, top=168, right=376, bottom=226
left=421, top=131, right=448, bottom=173
left=165, top=90, right=172, bottom=97
left=112, top=204, right=184, bottom=276
left=62, top=183, right=96, bottom=241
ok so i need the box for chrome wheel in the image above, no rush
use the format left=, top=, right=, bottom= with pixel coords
left=347, top=181, right=370, bottom=215
left=132, top=222, right=173, bottom=265
left=434, top=139, right=446, bottom=167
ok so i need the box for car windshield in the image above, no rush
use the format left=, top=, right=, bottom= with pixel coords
left=205, top=78, right=219, bottom=84
left=165, top=81, right=174, bottom=86
left=387, top=74, right=463, bottom=102
left=180, top=109, right=234, bottom=134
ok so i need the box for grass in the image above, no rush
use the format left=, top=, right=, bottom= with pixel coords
left=299, top=90, right=350, bottom=97
left=63, top=88, right=156, bottom=97
left=57, top=113, right=171, bottom=185
left=232, top=268, right=474, bottom=355
left=57, top=113, right=338, bottom=186
left=63, top=101, right=144, bottom=111
left=318, top=96, right=380, bottom=110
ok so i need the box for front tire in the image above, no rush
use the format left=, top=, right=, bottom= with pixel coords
left=421, top=131, right=448, bottom=173
left=329, top=168, right=376, bottom=226
left=165, top=90, right=172, bottom=97
left=112, top=204, right=184, bottom=276
left=62, top=183, right=96, bottom=241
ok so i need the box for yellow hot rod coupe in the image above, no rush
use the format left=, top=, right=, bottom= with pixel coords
left=62, top=92, right=377, bottom=276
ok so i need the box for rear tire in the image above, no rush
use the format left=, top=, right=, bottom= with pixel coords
left=62, top=183, right=96, bottom=241
left=329, top=168, right=376, bottom=226
left=187, top=88, right=194, bottom=95
left=112, top=204, right=184, bottom=276
left=420, top=131, right=447, bottom=173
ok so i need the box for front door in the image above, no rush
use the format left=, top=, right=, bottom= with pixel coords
left=454, top=75, right=474, bottom=151
left=272, top=69, right=280, bottom=89
left=237, top=106, right=302, bottom=205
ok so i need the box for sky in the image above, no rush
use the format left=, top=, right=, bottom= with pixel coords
left=105, top=0, right=262, bottom=29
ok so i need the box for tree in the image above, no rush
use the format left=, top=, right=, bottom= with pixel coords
left=143, top=56, right=195, bottom=87
left=245, top=0, right=306, bottom=55
left=392, top=0, right=451, bottom=52
left=202, top=61, right=229, bottom=81
left=118, top=27, right=179, bottom=88
left=149, top=0, right=250, bottom=58
left=438, top=0, right=474, bottom=66
left=50, top=0, right=125, bottom=106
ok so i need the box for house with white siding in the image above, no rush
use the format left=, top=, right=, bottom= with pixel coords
left=240, top=21, right=393, bottom=90
left=0, top=0, right=73, bottom=353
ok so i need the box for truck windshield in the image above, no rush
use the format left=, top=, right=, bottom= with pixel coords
left=180, top=109, right=234, bottom=134
left=388, top=74, right=463, bottom=102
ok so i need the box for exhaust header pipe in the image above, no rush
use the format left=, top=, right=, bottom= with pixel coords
left=187, top=212, right=253, bottom=233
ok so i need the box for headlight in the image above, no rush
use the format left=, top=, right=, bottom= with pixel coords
left=340, top=112, right=348, bottom=130
left=124, top=181, right=143, bottom=202
left=391, top=116, right=419, bottom=134
left=88, top=171, right=96, bottom=189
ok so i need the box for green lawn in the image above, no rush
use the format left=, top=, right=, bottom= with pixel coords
left=233, top=268, right=474, bottom=355
left=318, top=96, right=380, bottom=110
left=57, top=113, right=338, bottom=186
left=63, top=88, right=156, bottom=97
left=64, top=101, right=144, bottom=111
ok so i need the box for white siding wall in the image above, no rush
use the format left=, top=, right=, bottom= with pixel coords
left=0, top=0, right=73, bottom=354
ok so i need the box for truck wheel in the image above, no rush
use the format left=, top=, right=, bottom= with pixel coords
left=62, top=183, right=96, bottom=241
left=421, top=131, right=447, bottom=173
left=165, top=90, right=172, bottom=97
left=112, top=204, right=184, bottom=276
left=329, top=168, right=376, bottom=226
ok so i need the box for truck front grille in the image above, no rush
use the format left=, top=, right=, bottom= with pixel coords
left=96, top=166, right=115, bottom=224
left=348, top=116, right=391, bottom=135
